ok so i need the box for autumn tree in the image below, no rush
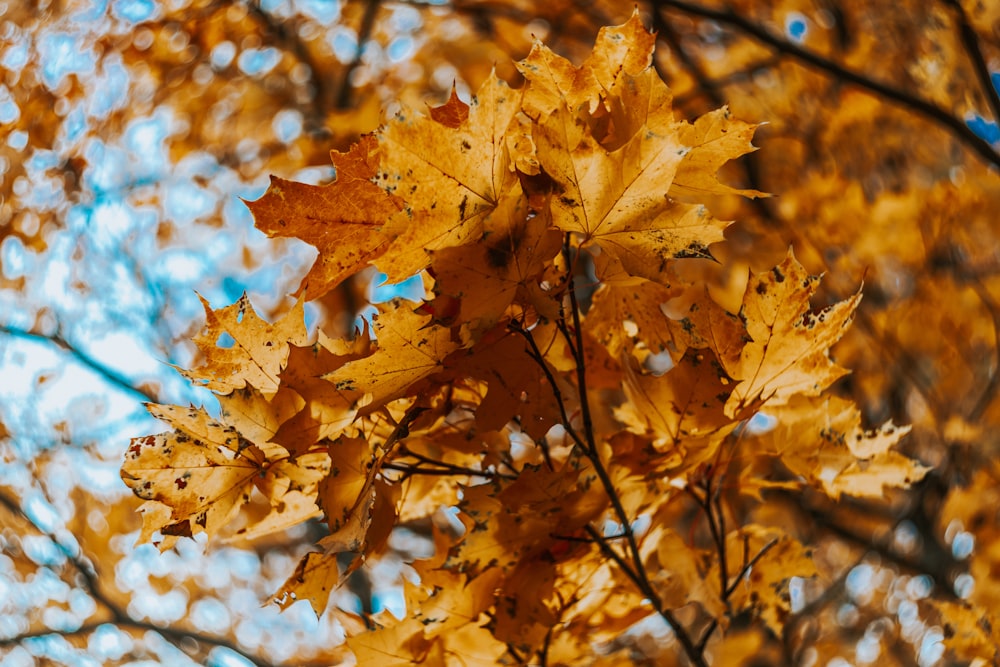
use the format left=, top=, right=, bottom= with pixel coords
left=3, top=2, right=1000, bottom=666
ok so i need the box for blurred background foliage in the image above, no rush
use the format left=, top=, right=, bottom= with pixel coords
left=1, top=0, right=999, bottom=665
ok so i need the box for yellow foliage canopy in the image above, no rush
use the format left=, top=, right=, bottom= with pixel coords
left=121, top=13, right=929, bottom=666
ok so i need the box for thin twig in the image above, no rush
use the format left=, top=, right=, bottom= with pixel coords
left=506, top=642, right=527, bottom=664
left=695, top=536, right=780, bottom=651
left=558, top=239, right=706, bottom=666
left=383, top=459, right=515, bottom=480
left=508, top=320, right=575, bottom=470
left=726, top=537, right=779, bottom=597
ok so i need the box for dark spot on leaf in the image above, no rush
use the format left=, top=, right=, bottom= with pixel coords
left=674, top=241, right=712, bottom=260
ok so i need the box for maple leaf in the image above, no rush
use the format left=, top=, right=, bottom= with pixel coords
left=448, top=467, right=603, bottom=578
left=246, top=135, right=402, bottom=299
left=518, top=15, right=744, bottom=282
left=405, top=566, right=503, bottom=639
left=323, top=299, right=460, bottom=409
left=346, top=618, right=432, bottom=666
left=446, top=329, right=567, bottom=440
left=373, top=73, right=525, bottom=282
left=759, top=395, right=928, bottom=499
left=271, top=329, right=371, bottom=457
left=724, top=527, right=818, bottom=636
left=647, top=526, right=726, bottom=618
left=929, top=599, right=1000, bottom=662
left=532, top=103, right=726, bottom=280
left=519, top=13, right=656, bottom=123
left=586, top=278, right=747, bottom=374
left=234, top=452, right=328, bottom=542
left=121, top=404, right=265, bottom=549
left=619, top=348, right=743, bottom=472
left=493, top=556, right=558, bottom=651
left=670, top=107, right=768, bottom=199
left=428, top=198, right=562, bottom=341
left=272, top=550, right=344, bottom=615
left=585, top=279, right=683, bottom=361
left=216, top=384, right=299, bottom=458
left=723, top=250, right=862, bottom=416
left=316, top=435, right=378, bottom=551
left=182, top=294, right=309, bottom=396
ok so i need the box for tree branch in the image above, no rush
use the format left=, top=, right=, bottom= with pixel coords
left=695, top=537, right=779, bottom=652
left=941, top=0, right=1000, bottom=129
left=336, top=0, right=382, bottom=110
left=968, top=271, right=1000, bottom=421
left=243, top=0, right=334, bottom=127
left=651, top=0, right=1000, bottom=169
left=0, top=488, right=275, bottom=667
left=558, top=240, right=707, bottom=667
left=0, top=324, right=158, bottom=404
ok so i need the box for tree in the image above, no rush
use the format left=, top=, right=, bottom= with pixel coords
left=2, top=2, right=999, bottom=666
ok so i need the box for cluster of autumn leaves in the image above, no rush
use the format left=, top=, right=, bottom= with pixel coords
left=121, top=15, right=928, bottom=663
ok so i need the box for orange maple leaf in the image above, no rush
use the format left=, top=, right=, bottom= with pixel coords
left=247, top=135, right=403, bottom=299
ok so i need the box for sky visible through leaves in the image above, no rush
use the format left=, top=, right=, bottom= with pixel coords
left=0, top=1, right=414, bottom=663
left=2, top=1, right=1000, bottom=666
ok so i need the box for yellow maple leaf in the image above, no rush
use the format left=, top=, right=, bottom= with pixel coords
left=759, top=394, right=928, bottom=499
left=374, top=72, right=525, bottom=282
left=443, top=329, right=567, bottom=440
left=671, top=106, right=768, bottom=199
left=317, top=435, right=377, bottom=549
left=216, top=384, right=299, bottom=458
left=323, top=299, right=460, bottom=409
left=182, top=293, right=309, bottom=396
left=648, top=526, right=726, bottom=618
left=519, top=13, right=656, bottom=123
left=518, top=14, right=750, bottom=283
left=428, top=195, right=562, bottom=341
left=724, top=250, right=861, bottom=416
left=233, top=452, right=328, bottom=542
left=272, top=329, right=371, bottom=457
left=724, top=526, right=818, bottom=636
left=272, top=550, right=350, bottom=616
left=619, top=348, right=743, bottom=471
left=346, top=617, right=432, bottom=666
left=121, top=404, right=265, bottom=549
left=406, top=567, right=503, bottom=639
